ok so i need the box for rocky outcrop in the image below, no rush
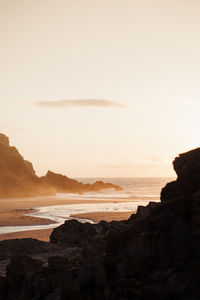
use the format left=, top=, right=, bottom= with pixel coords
left=161, top=147, right=200, bottom=201
left=50, top=219, right=109, bottom=247
left=92, top=180, right=122, bottom=191
left=50, top=218, right=130, bottom=255
left=0, top=134, right=39, bottom=197
left=40, top=171, right=121, bottom=194
left=1, top=148, right=200, bottom=299
left=0, top=133, right=121, bottom=198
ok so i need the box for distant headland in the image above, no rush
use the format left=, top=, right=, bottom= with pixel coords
left=0, top=133, right=121, bottom=198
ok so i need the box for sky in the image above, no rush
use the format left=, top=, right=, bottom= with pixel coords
left=0, top=0, right=200, bottom=177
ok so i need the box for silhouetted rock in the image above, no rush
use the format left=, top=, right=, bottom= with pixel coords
left=50, top=219, right=107, bottom=247
left=92, top=180, right=122, bottom=191
left=50, top=219, right=130, bottom=258
left=0, top=134, right=39, bottom=197
left=161, top=147, right=200, bottom=201
left=2, top=148, right=200, bottom=299
left=0, top=133, right=121, bottom=197
left=40, top=171, right=121, bottom=194
left=0, top=238, right=53, bottom=260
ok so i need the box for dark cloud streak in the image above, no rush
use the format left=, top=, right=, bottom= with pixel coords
left=35, top=99, right=125, bottom=108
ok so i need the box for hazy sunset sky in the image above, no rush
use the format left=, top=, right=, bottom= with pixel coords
left=0, top=0, right=200, bottom=177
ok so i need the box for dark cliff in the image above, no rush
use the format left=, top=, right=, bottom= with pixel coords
left=161, top=147, right=200, bottom=200
left=0, top=133, right=121, bottom=198
left=1, top=148, right=200, bottom=299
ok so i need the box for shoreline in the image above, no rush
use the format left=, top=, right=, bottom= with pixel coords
left=71, top=211, right=134, bottom=223
left=0, top=211, right=134, bottom=242
left=0, top=196, right=132, bottom=226
left=0, top=196, right=136, bottom=241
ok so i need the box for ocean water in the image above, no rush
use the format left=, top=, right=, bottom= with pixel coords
left=77, top=177, right=174, bottom=202
left=0, top=177, right=174, bottom=234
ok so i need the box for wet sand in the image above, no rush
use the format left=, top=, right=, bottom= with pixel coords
left=0, top=228, right=54, bottom=242
left=72, top=211, right=133, bottom=223
left=0, top=211, right=134, bottom=242
left=0, top=197, right=134, bottom=241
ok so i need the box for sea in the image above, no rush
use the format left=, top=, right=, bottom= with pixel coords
left=0, top=177, right=174, bottom=234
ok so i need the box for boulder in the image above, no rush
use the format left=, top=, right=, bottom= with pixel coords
left=161, top=148, right=200, bottom=201
left=2, top=148, right=200, bottom=299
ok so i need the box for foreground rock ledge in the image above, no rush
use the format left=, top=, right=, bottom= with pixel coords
left=1, top=148, right=200, bottom=299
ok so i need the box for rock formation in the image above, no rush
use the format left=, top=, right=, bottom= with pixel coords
left=0, top=133, right=121, bottom=198
left=0, top=133, right=39, bottom=197
left=1, top=148, right=200, bottom=299
left=40, top=171, right=121, bottom=194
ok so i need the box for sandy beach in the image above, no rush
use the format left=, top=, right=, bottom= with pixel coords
left=0, top=196, right=134, bottom=241
left=71, top=211, right=133, bottom=223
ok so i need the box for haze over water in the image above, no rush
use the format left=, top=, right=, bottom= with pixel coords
left=78, top=177, right=174, bottom=201
left=0, top=177, right=173, bottom=234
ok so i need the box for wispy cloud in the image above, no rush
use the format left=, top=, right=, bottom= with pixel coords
left=35, top=99, right=125, bottom=108
left=147, top=155, right=163, bottom=162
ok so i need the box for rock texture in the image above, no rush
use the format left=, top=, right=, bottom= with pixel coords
left=1, top=148, right=200, bottom=299
left=0, top=134, right=39, bottom=197
left=0, top=133, right=121, bottom=198
left=40, top=171, right=121, bottom=194
left=161, top=147, right=200, bottom=200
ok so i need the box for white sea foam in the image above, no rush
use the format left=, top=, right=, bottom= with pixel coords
left=56, top=192, right=134, bottom=200
left=0, top=200, right=160, bottom=234
left=0, top=177, right=171, bottom=235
